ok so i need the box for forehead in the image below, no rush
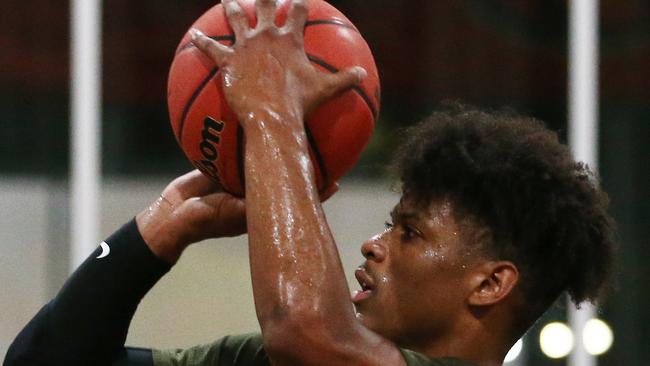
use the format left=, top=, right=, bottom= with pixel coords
left=397, top=194, right=494, bottom=255
left=393, top=195, right=489, bottom=263
left=391, top=195, right=457, bottom=225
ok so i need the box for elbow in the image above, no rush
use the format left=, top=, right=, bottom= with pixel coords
left=259, top=303, right=330, bottom=342
left=262, top=319, right=330, bottom=364
left=260, top=307, right=360, bottom=363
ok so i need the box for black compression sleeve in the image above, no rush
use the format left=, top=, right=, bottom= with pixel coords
left=111, top=347, right=155, bottom=366
left=4, top=219, right=172, bottom=366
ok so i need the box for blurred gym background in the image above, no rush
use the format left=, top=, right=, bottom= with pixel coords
left=0, top=1, right=648, bottom=365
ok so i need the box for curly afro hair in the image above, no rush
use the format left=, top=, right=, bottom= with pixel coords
left=393, top=104, right=615, bottom=310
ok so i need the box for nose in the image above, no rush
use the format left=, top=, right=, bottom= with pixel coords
left=361, top=233, right=387, bottom=262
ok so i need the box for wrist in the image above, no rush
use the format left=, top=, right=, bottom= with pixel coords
left=239, top=106, right=303, bottom=131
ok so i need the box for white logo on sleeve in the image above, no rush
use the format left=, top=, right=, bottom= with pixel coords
left=96, top=241, right=111, bottom=259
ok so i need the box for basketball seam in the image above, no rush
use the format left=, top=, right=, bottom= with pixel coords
left=306, top=53, right=379, bottom=120
left=304, top=126, right=329, bottom=190
left=176, top=67, right=220, bottom=143
left=305, top=19, right=358, bottom=31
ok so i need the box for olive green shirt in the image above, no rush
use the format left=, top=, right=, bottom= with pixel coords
left=153, top=333, right=476, bottom=366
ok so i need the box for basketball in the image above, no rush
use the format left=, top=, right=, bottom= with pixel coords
left=167, top=0, right=380, bottom=197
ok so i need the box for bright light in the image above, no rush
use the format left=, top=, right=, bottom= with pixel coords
left=504, top=338, right=523, bottom=363
left=583, top=318, right=613, bottom=355
left=540, top=322, right=574, bottom=358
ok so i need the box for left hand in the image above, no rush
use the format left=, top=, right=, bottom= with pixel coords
left=189, top=0, right=366, bottom=123
left=136, top=170, right=246, bottom=264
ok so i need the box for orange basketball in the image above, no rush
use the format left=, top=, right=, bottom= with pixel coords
left=168, top=0, right=380, bottom=197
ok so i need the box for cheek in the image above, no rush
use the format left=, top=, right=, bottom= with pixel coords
left=367, top=269, right=397, bottom=313
left=423, top=246, right=446, bottom=261
left=393, top=247, right=468, bottom=304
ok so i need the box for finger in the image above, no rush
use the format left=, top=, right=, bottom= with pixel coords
left=255, top=0, right=277, bottom=29
left=190, top=28, right=231, bottom=65
left=169, top=170, right=223, bottom=199
left=201, top=192, right=246, bottom=217
left=283, top=0, right=308, bottom=36
left=319, top=182, right=339, bottom=202
left=222, top=0, right=249, bottom=37
left=321, top=66, right=367, bottom=100
left=177, top=192, right=247, bottom=242
left=199, top=193, right=247, bottom=236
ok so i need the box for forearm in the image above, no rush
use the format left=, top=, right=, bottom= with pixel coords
left=188, top=2, right=383, bottom=361
left=4, top=220, right=170, bottom=366
left=243, top=111, right=356, bottom=332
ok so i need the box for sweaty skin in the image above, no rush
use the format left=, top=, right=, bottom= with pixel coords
left=191, top=0, right=405, bottom=365
left=353, top=196, right=492, bottom=357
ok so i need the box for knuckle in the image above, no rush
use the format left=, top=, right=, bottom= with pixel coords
left=206, top=43, right=220, bottom=55
left=293, top=0, right=307, bottom=11
left=225, top=3, right=244, bottom=17
left=258, top=25, right=277, bottom=36
left=229, top=7, right=244, bottom=18
left=202, top=38, right=216, bottom=48
left=290, top=33, right=304, bottom=45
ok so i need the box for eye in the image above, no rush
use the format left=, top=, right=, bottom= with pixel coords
left=386, top=220, right=421, bottom=242
left=401, top=225, right=417, bottom=241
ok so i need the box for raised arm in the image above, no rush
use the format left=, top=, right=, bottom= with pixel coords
left=190, top=1, right=404, bottom=365
left=3, top=171, right=245, bottom=366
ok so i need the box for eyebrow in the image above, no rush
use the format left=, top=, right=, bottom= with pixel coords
left=390, top=207, right=421, bottom=223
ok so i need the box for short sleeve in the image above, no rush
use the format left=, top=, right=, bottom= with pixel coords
left=152, top=333, right=270, bottom=366
left=400, top=348, right=477, bottom=366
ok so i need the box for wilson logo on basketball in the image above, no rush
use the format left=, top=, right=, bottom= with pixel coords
left=193, top=117, right=224, bottom=180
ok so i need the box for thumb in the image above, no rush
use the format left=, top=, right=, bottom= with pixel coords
left=319, top=182, right=339, bottom=202
left=190, top=28, right=232, bottom=66
left=174, top=191, right=247, bottom=243
left=321, top=66, right=367, bottom=100
left=167, top=170, right=222, bottom=200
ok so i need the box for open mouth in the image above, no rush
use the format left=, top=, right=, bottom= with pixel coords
left=352, top=266, right=375, bottom=303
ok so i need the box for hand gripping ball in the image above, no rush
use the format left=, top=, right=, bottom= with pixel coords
left=168, top=0, right=380, bottom=197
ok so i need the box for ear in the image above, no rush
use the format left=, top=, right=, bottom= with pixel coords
left=467, top=261, right=519, bottom=306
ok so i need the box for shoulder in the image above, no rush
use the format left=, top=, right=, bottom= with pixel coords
left=153, top=333, right=269, bottom=366
left=399, top=348, right=477, bottom=366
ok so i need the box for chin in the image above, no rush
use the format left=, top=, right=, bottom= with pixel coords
left=354, top=306, right=365, bottom=321
left=355, top=312, right=400, bottom=343
left=355, top=311, right=380, bottom=333
left=354, top=308, right=370, bottom=326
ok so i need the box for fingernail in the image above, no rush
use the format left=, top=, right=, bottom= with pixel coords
left=355, top=67, right=367, bottom=80
left=189, top=28, right=204, bottom=41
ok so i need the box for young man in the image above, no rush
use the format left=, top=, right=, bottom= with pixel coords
left=4, top=0, right=615, bottom=365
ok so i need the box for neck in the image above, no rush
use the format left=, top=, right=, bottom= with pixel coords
left=403, top=318, right=514, bottom=366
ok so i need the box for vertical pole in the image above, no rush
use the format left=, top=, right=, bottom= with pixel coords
left=568, top=0, right=599, bottom=365
left=70, top=0, right=102, bottom=270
